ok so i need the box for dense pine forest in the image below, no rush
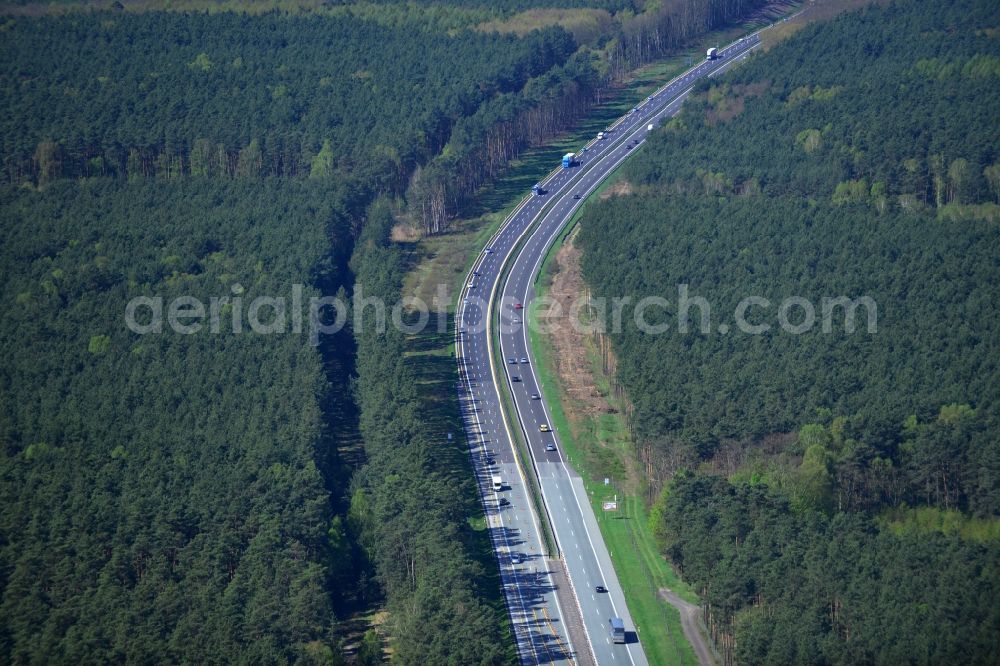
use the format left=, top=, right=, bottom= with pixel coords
left=347, top=201, right=513, bottom=663
left=0, top=0, right=772, bottom=233
left=0, top=13, right=576, bottom=194
left=577, top=0, right=1000, bottom=662
left=0, top=180, right=357, bottom=663
left=0, top=0, right=842, bottom=662
left=0, top=7, right=580, bottom=663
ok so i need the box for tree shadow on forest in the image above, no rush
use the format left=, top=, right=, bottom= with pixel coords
left=402, top=280, right=577, bottom=666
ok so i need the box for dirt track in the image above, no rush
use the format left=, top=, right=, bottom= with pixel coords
left=659, top=589, right=715, bottom=666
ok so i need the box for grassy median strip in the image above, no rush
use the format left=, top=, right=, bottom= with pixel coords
left=493, top=338, right=560, bottom=559
left=485, top=144, right=631, bottom=561
left=489, top=262, right=560, bottom=559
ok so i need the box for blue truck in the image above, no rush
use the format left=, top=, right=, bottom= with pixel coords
left=561, top=152, right=576, bottom=168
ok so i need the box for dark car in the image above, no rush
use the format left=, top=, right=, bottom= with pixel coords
left=596, top=585, right=608, bottom=593
left=499, top=498, right=510, bottom=506
left=573, top=194, right=581, bottom=200
left=511, top=376, right=521, bottom=382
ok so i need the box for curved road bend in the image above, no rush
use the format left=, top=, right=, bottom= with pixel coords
left=456, top=35, right=761, bottom=665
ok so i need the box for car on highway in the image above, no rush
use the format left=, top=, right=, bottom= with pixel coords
left=453, top=34, right=759, bottom=660
left=486, top=458, right=495, bottom=465
left=473, top=271, right=480, bottom=276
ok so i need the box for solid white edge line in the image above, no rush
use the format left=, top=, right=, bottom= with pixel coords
left=461, top=28, right=765, bottom=664
left=502, top=33, right=763, bottom=665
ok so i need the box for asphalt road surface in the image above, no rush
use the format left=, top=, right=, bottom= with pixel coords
left=456, top=34, right=761, bottom=665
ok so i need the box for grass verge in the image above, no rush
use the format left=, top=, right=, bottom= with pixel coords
left=526, top=290, right=701, bottom=665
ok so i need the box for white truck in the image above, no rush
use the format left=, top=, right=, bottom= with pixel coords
left=492, top=475, right=503, bottom=492
left=610, top=617, right=626, bottom=643
left=706, top=47, right=718, bottom=60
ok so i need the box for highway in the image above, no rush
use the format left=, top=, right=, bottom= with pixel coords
left=456, top=34, right=761, bottom=665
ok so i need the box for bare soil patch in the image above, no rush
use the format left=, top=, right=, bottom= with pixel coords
left=545, top=238, right=607, bottom=420
left=599, top=180, right=633, bottom=200
left=543, top=231, right=643, bottom=495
